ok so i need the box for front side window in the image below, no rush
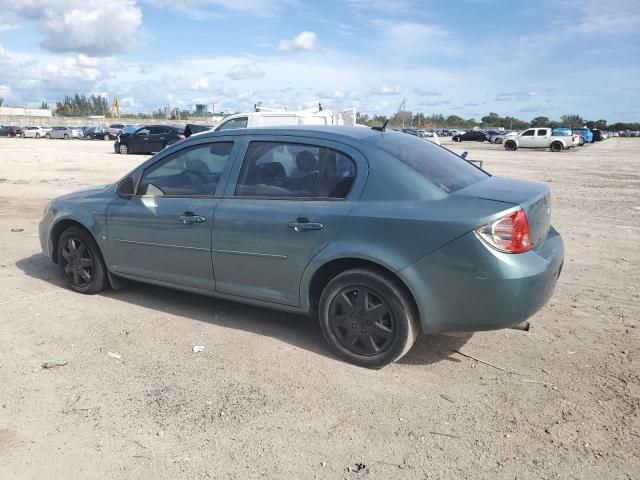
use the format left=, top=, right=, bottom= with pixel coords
left=138, top=142, right=234, bottom=196
left=216, top=117, right=248, bottom=131
left=522, top=130, right=535, bottom=136
left=235, top=141, right=356, bottom=199
left=136, top=128, right=150, bottom=136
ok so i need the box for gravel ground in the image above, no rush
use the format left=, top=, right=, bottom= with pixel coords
left=0, top=135, right=638, bottom=479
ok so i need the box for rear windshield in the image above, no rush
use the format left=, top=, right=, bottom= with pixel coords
left=372, top=132, right=488, bottom=193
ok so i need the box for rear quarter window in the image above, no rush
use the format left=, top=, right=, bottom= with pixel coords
left=372, top=132, right=488, bottom=193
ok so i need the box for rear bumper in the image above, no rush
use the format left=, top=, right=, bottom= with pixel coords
left=398, top=226, right=564, bottom=333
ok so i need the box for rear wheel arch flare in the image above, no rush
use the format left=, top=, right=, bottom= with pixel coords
left=307, top=258, right=419, bottom=320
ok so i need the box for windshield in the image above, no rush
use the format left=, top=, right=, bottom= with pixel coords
left=369, top=131, right=488, bottom=193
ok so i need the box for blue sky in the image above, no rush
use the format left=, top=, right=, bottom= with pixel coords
left=0, top=0, right=638, bottom=121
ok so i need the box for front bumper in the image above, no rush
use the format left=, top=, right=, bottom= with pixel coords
left=39, top=207, right=55, bottom=259
left=399, top=226, right=564, bottom=333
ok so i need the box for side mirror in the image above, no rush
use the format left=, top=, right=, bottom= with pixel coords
left=117, top=177, right=135, bottom=198
left=460, top=151, right=468, bottom=159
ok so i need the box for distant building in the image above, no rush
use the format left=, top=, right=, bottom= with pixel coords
left=0, top=107, right=53, bottom=117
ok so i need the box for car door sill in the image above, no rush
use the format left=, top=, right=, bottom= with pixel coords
left=109, top=271, right=307, bottom=314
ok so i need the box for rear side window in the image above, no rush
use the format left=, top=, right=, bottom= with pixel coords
left=374, top=132, right=488, bottom=193
left=235, top=141, right=356, bottom=199
left=537, top=129, right=548, bottom=136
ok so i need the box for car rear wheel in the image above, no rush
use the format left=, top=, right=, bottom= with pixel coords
left=64, top=134, right=69, bottom=140
left=318, top=268, right=419, bottom=368
left=36, top=133, right=40, bottom=139
left=504, top=140, right=517, bottom=151
left=45, top=134, right=51, bottom=139
left=118, top=143, right=129, bottom=154
left=550, top=141, right=562, bottom=152
left=21, top=133, right=25, bottom=138
left=57, top=226, right=108, bottom=294
left=104, top=134, right=110, bottom=141
left=453, top=136, right=461, bottom=142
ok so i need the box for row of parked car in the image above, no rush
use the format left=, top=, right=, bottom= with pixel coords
left=0, top=123, right=139, bottom=140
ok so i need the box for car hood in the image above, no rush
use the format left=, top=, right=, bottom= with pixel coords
left=54, top=183, right=115, bottom=203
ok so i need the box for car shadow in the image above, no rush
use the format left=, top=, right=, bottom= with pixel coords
left=16, top=253, right=470, bottom=367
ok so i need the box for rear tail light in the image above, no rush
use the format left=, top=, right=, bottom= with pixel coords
left=475, top=209, right=532, bottom=253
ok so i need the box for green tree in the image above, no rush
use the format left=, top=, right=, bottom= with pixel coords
left=481, top=112, right=503, bottom=127
left=560, top=114, right=584, bottom=128
left=530, top=116, right=550, bottom=127
left=446, top=115, right=465, bottom=127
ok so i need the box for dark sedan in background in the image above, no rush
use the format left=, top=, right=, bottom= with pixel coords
left=114, top=125, right=185, bottom=154
left=452, top=130, right=488, bottom=142
left=0, top=125, right=21, bottom=137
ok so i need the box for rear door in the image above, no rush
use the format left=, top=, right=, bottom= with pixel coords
left=107, top=140, right=239, bottom=291
left=211, top=135, right=366, bottom=306
left=534, top=128, right=549, bottom=147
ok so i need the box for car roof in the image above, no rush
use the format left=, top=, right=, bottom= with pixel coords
left=194, top=125, right=380, bottom=143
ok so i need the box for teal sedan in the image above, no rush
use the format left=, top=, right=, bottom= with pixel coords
left=39, top=126, right=564, bottom=367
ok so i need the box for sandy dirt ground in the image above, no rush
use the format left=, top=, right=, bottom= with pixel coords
left=0, top=135, right=638, bottom=479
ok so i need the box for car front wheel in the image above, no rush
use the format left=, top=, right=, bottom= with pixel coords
left=318, top=268, right=419, bottom=368
left=57, top=226, right=108, bottom=294
left=118, top=143, right=129, bottom=154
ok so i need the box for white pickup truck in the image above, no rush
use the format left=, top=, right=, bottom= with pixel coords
left=214, top=106, right=357, bottom=131
left=503, top=127, right=575, bottom=152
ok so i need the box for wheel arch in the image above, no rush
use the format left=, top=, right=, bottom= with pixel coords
left=305, top=257, right=419, bottom=322
left=50, top=218, right=99, bottom=264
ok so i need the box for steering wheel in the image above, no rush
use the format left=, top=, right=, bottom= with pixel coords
left=182, top=169, right=208, bottom=184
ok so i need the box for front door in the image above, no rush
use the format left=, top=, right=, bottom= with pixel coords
left=107, top=140, right=238, bottom=291
left=519, top=129, right=536, bottom=147
left=212, top=137, right=364, bottom=306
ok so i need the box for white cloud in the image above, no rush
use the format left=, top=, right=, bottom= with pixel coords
left=371, top=85, right=402, bottom=95
left=143, top=0, right=290, bottom=17
left=1, top=0, right=142, bottom=55
left=414, top=89, right=442, bottom=96
left=279, top=31, right=318, bottom=52
left=558, top=0, right=640, bottom=35
left=227, top=63, right=266, bottom=80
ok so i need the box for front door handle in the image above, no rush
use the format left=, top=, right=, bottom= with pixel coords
left=288, top=217, right=324, bottom=232
left=178, top=212, right=206, bottom=224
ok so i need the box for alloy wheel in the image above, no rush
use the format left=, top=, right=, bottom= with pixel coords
left=328, top=286, right=396, bottom=356
left=60, top=237, right=94, bottom=287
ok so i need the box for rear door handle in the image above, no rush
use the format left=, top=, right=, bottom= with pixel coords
left=288, top=217, right=323, bottom=232
left=178, top=211, right=206, bottom=224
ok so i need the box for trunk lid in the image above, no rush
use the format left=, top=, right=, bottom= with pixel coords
left=453, top=176, right=551, bottom=249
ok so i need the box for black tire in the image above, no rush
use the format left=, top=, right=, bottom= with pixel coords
left=550, top=141, right=562, bottom=152
left=453, top=136, right=461, bottom=142
left=56, top=226, right=108, bottom=294
left=118, top=143, right=129, bottom=154
left=504, top=140, right=517, bottom=151
left=64, top=134, right=69, bottom=140
left=45, top=134, right=51, bottom=139
left=495, top=138, right=503, bottom=144
left=104, top=134, right=109, bottom=141
left=36, top=133, right=40, bottom=139
left=318, top=268, right=419, bottom=368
